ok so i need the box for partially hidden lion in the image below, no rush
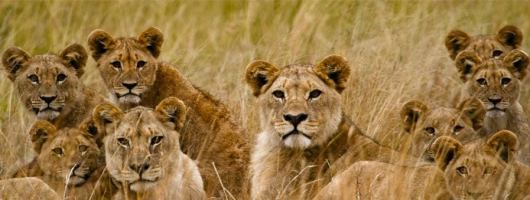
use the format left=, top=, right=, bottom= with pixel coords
left=14, top=120, right=115, bottom=199
left=87, top=27, right=248, bottom=198
left=245, top=55, right=418, bottom=200
left=454, top=49, right=530, bottom=163
left=92, top=97, right=206, bottom=200
left=0, top=177, right=60, bottom=200
left=1, top=44, right=104, bottom=128
left=400, top=97, right=485, bottom=161
left=432, top=130, right=530, bottom=199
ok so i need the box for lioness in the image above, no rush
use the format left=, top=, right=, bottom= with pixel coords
left=245, top=55, right=416, bottom=200
left=455, top=49, right=530, bottom=163
left=1, top=44, right=103, bottom=128
left=432, top=130, right=530, bottom=199
left=87, top=27, right=248, bottom=198
left=92, top=97, right=206, bottom=200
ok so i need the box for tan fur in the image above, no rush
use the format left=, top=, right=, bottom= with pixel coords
left=1, top=44, right=104, bottom=129
left=445, top=25, right=523, bottom=60
left=87, top=27, right=249, bottom=198
left=399, top=98, right=485, bottom=160
left=245, top=55, right=416, bottom=200
left=0, top=177, right=60, bottom=200
left=432, top=130, right=530, bottom=199
left=455, top=49, right=530, bottom=163
left=93, top=97, right=206, bottom=200
left=14, top=120, right=115, bottom=199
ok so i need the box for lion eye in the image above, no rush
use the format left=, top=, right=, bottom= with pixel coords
left=309, top=90, right=322, bottom=99
left=453, top=125, right=464, bottom=133
left=28, top=74, right=39, bottom=84
left=78, top=145, right=88, bottom=153
left=272, top=90, right=285, bottom=99
left=501, top=77, right=511, bottom=85
left=476, top=78, right=487, bottom=86
left=150, top=136, right=164, bottom=146
left=492, top=50, right=503, bottom=58
left=456, top=166, right=468, bottom=176
left=111, top=61, right=122, bottom=70
left=52, top=147, right=64, bottom=156
left=57, top=73, right=67, bottom=83
left=424, top=127, right=435, bottom=136
left=117, top=137, right=129, bottom=148
left=137, top=60, right=146, bottom=69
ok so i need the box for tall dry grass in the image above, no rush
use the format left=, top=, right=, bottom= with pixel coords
left=1, top=0, right=530, bottom=198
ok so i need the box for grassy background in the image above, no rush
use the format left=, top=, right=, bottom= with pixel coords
left=1, top=0, right=530, bottom=195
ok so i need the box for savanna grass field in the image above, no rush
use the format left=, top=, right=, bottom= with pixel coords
left=1, top=0, right=530, bottom=198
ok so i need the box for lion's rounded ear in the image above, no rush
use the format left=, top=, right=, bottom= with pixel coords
left=29, top=120, right=57, bottom=153
left=503, top=49, right=529, bottom=80
left=245, top=60, right=280, bottom=96
left=155, top=97, right=187, bottom=131
left=455, top=51, right=481, bottom=81
left=445, top=29, right=471, bottom=60
left=496, top=25, right=523, bottom=49
left=2, top=47, right=31, bottom=81
left=92, top=103, right=123, bottom=134
left=400, top=100, right=428, bottom=133
left=314, top=55, right=351, bottom=93
left=138, top=27, right=164, bottom=58
left=486, top=130, right=519, bottom=163
left=457, top=97, right=486, bottom=131
left=60, top=43, right=88, bottom=77
left=87, top=29, right=115, bottom=60
left=79, top=118, right=105, bottom=147
left=431, top=136, right=463, bottom=170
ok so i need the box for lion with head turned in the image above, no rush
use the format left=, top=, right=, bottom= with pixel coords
left=245, top=55, right=417, bottom=200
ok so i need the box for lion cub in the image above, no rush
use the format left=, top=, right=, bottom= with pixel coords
left=1, top=44, right=104, bottom=128
left=93, top=97, right=206, bottom=200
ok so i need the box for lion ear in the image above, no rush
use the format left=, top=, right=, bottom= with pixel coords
left=245, top=60, right=280, bottom=96
left=29, top=120, right=57, bottom=153
left=92, top=103, right=123, bottom=135
left=155, top=97, right=187, bottom=131
left=457, top=97, right=486, bottom=130
left=503, top=49, right=529, bottom=80
left=314, top=55, right=351, bottom=93
left=455, top=51, right=481, bottom=81
left=2, top=47, right=31, bottom=81
left=87, top=29, right=115, bottom=60
left=79, top=118, right=104, bottom=148
left=59, top=43, right=88, bottom=77
left=400, top=100, right=428, bottom=133
left=138, top=27, right=164, bottom=58
left=445, top=29, right=471, bottom=60
left=486, top=130, right=519, bottom=163
left=496, top=25, right=523, bottom=49
left=431, top=136, right=463, bottom=170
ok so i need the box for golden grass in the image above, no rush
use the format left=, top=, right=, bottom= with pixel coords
left=2, top=0, right=530, bottom=198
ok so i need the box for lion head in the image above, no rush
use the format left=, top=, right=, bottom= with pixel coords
left=1, top=44, right=88, bottom=121
left=445, top=25, right=523, bottom=60
left=29, top=119, right=103, bottom=187
left=93, top=97, right=186, bottom=192
left=400, top=98, right=485, bottom=160
left=432, top=130, right=519, bottom=199
left=87, top=27, right=163, bottom=107
left=245, top=55, right=350, bottom=149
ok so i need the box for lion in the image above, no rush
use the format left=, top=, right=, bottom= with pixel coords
left=87, top=27, right=249, bottom=198
left=445, top=25, right=523, bottom=60
left=432, top=130, right=530, bottom=199
left=0, top=177, right=60, bottom=200
left=245, top=55, right=419, bottom=200
left=14, top=120, right=115, bottom=199
left=400, top=97, right=485, bottom=161
left=1, top=44, right=104, bottom=128
left=454, top=49, right=530, bottom=163
left=92, top=97, right=206, bottom=200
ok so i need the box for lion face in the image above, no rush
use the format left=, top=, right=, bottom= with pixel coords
left=93, top=97, right=186, bottom=192
left=400, top=98, right=484, bottom=160
left=432, top=131, right=519, bottom=199
left=87, top=27, right=163, bottom=107
left=2, top=44, right=88, bottom=121
left=455, top=50, right=528, bottom=118
left=245, top=55, right=350, bottom=149
left=29, top=120, right=103, bottom=187
left=445, top=25, right=523, bottom=60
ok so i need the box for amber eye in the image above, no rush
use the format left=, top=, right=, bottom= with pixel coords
left=111, top=61, right=122, bottom=70
left=57, top=73, right=67, bottom=83
left=492, top=50, right=503, bottom=57
left=272, top=90, right=285, bottom=99
left=78, top=145, right=88, bottom=153
left=150, top=136, right=164, bottom=146
left=453, top=125, right=464, bottom=133
left=137, top=60, right=146, bottom=69
left=309, top=90, right=322, bottom=99
left=501, top=77, right=511, bottom=85
left=456, top=166, right=468, bottom=176
left=476, top=78, right=487, bottom=86
left=424, top=127, right=435, bottom=136
left=117, top=137, right=129, bottom=147
left=28, top=74, right=39, bottom=84
left=52, top=147, right=64, bottom=156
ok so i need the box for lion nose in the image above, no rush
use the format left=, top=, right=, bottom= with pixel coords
left=40, top=95, right=57, bottom=104
left=129, top=163, right=150, bottom=174
left=122, top=82, right=138, bottom=90
left=283, top=113, right=308, bottom=127
left=488, top=97, right=501, bottom=105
